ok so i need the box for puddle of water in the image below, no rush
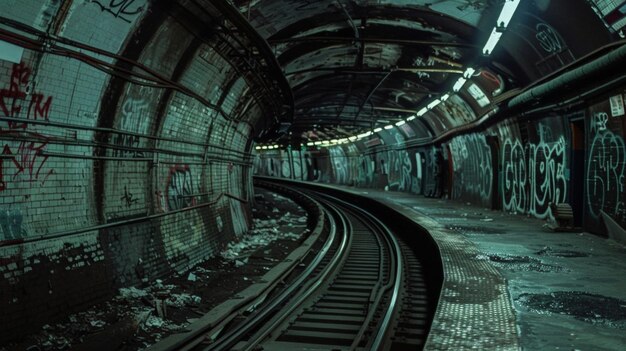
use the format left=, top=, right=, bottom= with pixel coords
left=516, top=292, right=626, bottom=329
left=535, top=246, right=590, bottom=258
left=482, top=254, right=567, bottom=273
left=446, top=225, right=505, bottom=235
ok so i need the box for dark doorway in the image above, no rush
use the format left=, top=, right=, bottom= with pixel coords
left=570, top=118, right=585, bottom=227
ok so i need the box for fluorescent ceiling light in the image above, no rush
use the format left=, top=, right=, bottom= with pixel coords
left=384, top=125, right=394, bottom=130
left=272, top=145, right=279, bottom=149
left=440, top=93, right=450, bottom=102
left=348, top=136, right=357, bottom=141
left=463, top=67, right=475, bottom=78
left=357, top=131, right=372, bottom=138
left=417, top=107, right=428, bottom=116
left=373, top=127, right=383, bottom=133
left=453, top=77, right=467, bottom=92
left=497, top=0, right=521, bottom=29
left=339, top=138, right=348, bottom=143
left=322, top=140, right=330, bottom=144
left=427, top=99, right=441, bottom=109
left=483, top=28, right=502, bottom=55
left=395, top=120, right=406, bottom=126
left=314, top=141, right=322, bottom=145
left=261, top=146, right=268, bottom=149
left=406, top=115, right=416, bottom=121
left=255, top=146, right=261, bottom=150
left=330, top=139, right=338, bottom=143
left=306, top=142, right=314, bottom=146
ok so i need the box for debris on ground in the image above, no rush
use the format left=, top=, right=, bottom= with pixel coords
left=6, top=188, right=310, bottom=351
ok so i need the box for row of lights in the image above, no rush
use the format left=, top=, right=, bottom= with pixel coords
left=256, top=0, right=521, bottom=152
left=255, top=144, right=281, bottom=150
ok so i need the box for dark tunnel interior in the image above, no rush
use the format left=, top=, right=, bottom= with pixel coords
left=1, top=0, right=626, bottom=349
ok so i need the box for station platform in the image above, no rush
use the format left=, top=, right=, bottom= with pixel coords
left=330, top=186, right=626, bottom=351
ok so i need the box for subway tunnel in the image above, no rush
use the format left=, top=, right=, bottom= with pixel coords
left=1, top=0, right=626, bottom=349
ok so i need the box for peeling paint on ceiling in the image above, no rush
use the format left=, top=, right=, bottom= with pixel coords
left=232, top=0, right=497, bottom=142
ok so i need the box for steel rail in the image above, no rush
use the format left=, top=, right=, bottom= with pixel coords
left=315, top=193, right=404, bottom=350
left=235, top=187, right=403, bottom=350
left=234, top=200, right=351, bottom=351
left=161, top=182, right=409, bottom=350
left=252, top=176, right=436, bottom=349
left=202, top=199, right=347, bottom=351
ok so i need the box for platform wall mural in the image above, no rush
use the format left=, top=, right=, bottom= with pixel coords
left=254, top=87, right=626, bottom=235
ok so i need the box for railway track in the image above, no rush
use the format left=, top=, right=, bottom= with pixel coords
left=155, top=181, right=434, bottom=351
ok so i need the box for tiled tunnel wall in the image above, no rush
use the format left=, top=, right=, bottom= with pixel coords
left=0, top=1, right=261, bottom=340
left=254, top=87, right=626, bottom=236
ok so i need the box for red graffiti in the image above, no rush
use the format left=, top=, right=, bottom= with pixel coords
left=0, top=63, right=54, bottom=192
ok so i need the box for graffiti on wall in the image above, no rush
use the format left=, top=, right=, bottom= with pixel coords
left=535, top=23, right=563, bottom=54
left=92, top=0, right=144, bottom=23
left=382, top=130, right=411, bottom=191
left=387, top=150, right=412, bottom=191
left=415, top=152, right=423, bottom=194
left=422, top=146, right=442, bottom=197
left=120, top=185, right=139, bottom=208
left=278, top=150, right=303, bottom=179
left=166, top=165, right=196, bottom=211
left=0, top=63, right=54, bottom=192
left=502, top=124, right=567, bottom=218
left=356, top=153, right=374, bottom=187
left=111, top=97, right=149, bottom=158
left=291, top=151, right=303, bottom=180
left=329, top=146, right=349, bottom=184
left=449, top=134, right=492, bottom=204
left=586, top=112, right=626, bottom=220
left=254, top=153, right=280, bottom=177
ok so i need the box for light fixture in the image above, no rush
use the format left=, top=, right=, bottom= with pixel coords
left=358, top=131, right=372, bottom=138
left=339, top=138, right=348, bottom=143
left=440, top=93, right=450, bottom=102
left=453, top=77, right=467, bottom=92
left=406, top=115, right=416, bottom=121
left=417, top=107, right=428, bottom=116
left=463, top=67, right=475, bottom=78
left=497, top=0, right=521, bottom=29
left=395, top=120, right=406, bottom=126
left=427, top=99, right=441, bottom=109
left=261, top=146, right=268, bottom=150
left=384, top=125, right=394, bottom=130
left=314, top=141, right=322, bottom=145
left=373, top=127, right=383, bottom=133
left=306, top=142, right=314, bottom=146
left=483, top=28, right=502, bottom=55
left=255, top=146, right=261, bottom=150
left=322, top=140, right=330, bottom=145
left=349, top=136, right=358, bottom=141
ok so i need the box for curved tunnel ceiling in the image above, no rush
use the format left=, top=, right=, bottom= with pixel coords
left=233, top=0, right=496, bottom=143
left=233, top=0, right=617, bottom=146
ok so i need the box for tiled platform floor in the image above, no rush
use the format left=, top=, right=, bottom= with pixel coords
left=338, top=186, right=626, bottom=351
